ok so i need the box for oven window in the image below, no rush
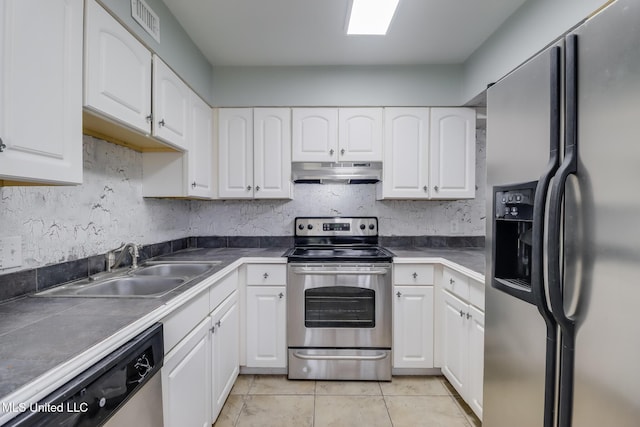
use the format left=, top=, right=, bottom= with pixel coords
left=305, top=286, right=375, bottom=328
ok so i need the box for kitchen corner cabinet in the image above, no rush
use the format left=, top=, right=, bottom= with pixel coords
left=292, top=108, right=382, bottom=162
left=429, top=108, right=476, bottom=199
left=377, top=107, right=476, bottom=200
left=0, top=0, right=83, bottom=185
left=84, top=0, right=152, bottom=135
left=440, top=267, right=484, bottom=419
left=245, top=264, right=287, bottom=368
left=393, top=264, right=435, bottom=369
left=218, top=108, right=292, bottom=199
left=142, top=92, right=214, bottom=199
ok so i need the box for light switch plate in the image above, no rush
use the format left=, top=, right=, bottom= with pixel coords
left=0, top=236, right=22, bottom=269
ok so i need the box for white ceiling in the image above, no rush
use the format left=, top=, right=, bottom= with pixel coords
left=162, top=0, right=528, bottom=67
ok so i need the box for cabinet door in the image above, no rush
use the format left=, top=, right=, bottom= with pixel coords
left=218, top=108, right=253, bottom=198
left=162, top=317, right=211, bottom=427
left=441, top=289, right=468, bottom=394
left=379, top=108, right=430, bottom=199
left=0, top=0, right=82, bottom=185
left=338, top=108, right=383, bottom=162
left=211, top=292, right=239, bottom=422
left=153, top=55, right=189, bottom=150
left=429, top=108, right=476, bottom=199
left=188, top=92, right=214, bottom=198
left=84, top=0, right=151, bottom=135
left=254, top=108, right=292, bottom=199
left=467, top=304, right=485, bottom=420
left=393, top=286, right=434, bottom=368
left=292, top=108, right=338, bottom=162
left=246, top=286, right=286, bottom=368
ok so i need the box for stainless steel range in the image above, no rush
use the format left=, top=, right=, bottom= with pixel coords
left=284, top=217, right=394, bottom=381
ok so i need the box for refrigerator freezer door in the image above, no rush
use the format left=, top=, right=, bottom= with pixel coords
left=565, top=1, right=640, bottom=425
left=485, top=43, right=560, bottom=427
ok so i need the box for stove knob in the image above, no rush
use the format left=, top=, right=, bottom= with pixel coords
left=298, top=224, right=304, bottom=230
left=369, top=224, right=375, bottom=230
left=360, top=224, right=366, bottom=230
left=307, top=224, right=313, bottom=230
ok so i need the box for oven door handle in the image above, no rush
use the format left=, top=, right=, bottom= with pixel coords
left=292, top=351, right=389, bottom=361
left=290, top=268, right=389, bottom=275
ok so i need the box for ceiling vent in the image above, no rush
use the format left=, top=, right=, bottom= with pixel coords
left=131, top=0, right=160, bottom=43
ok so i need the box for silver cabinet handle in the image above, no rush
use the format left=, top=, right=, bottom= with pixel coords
left=459, top=310, right=465, bottom=317
left=278, top=292, right=284, bottom=299
left=158, top=119, right=165, bottom=127
left=329, top=149, right=334, bottom=156
left=191, top=181, right=197, bottom=188
left=216, top=320, right=222, bottom=328
left=247, top=185, right=252, bottom=191
left=210, top=326, right=216, bottom=334
left=396, top=291, right=402, bottom=298
left=255, top=185, right=260, bottom=191
left=146, top=115, right=153, bottom=123
left=434, top=185, right=439, bottom=192
left=263, top=272, right=269, bottom=279
left=340, top=148, right=345, bottom=155
left=412, top=272, right=418, bottom=279
left=0, top=137, right=5, bottom=152
left=423, top=186, right=428, bottom=192
left=466, top=312, right=472, bottom=320
left=449, top=278, right=455, bottom=284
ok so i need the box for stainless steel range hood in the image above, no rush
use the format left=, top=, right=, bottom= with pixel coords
left=292, top=162, right=382, bottom=184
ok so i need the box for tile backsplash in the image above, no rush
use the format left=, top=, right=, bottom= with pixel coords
left=0, top=130, right=486, bottom=276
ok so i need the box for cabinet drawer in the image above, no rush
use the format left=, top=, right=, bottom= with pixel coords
left=162, top=290, right=209, bottom=354
left=210, top=269, right=238, bottom=311
left=469, top=278, right=485, bottom=311
left=394, top=264, right=434, bottom=285
left=246, top=264, right=286, bottom=285
left=442, top=268, right=470, bottom=300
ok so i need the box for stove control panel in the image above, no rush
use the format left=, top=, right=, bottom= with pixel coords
left=294, top=217, right=378, bottom=237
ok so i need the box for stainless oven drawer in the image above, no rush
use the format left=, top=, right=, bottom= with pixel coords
left=288, top=348, right=391, bottom=381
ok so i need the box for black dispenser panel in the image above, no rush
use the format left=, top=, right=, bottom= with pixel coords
left=492, top=181, right=538, bottom=303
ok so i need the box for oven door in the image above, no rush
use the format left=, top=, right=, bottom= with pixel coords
left=287, top=263, right=392, bottom=349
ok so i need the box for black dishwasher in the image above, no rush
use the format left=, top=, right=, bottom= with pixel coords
left=5, top=323, right=164, bottom=427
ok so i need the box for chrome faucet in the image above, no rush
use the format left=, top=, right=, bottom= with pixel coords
left=106, top=242, right=141, bottom=272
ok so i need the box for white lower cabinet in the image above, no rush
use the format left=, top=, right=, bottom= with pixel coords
left=441, top=288, right=484, bottom=419
left=162, top=317, right=211, bottom=427
left=393, top=285, right=434, bottom=368
left=211, top=291, right=240, bottom=421
left=246, top=285, right=287, bottom=368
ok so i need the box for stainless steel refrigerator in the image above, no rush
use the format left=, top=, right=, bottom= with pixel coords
left=484, top=0, right=640, bottom=426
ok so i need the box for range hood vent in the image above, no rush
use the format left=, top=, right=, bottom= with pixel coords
left=292, top=162, right=382, bottom=184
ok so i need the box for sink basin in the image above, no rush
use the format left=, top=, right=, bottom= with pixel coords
left=133, top=262, right=218, bottom=277
left=74, top=276, right=186, bottom=297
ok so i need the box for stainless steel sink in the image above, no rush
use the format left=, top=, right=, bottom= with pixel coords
left=35, top=261, right=222, bottom=298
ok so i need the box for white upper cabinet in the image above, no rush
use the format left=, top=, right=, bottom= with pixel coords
left=254, top=108, right=292, bottom=199
left=152, top=55, right=190, bottom=151
left=218, top=108, right=254, bottom=199
left=429, top=108, right=476, bottom=199
left=378, top=108, right=430, bottom=199
left=338, top=108, right=383, bottom=162
left=292, top=108, right=338, bottom=162
left=188, top=92, right=214, bottom=198
left=218, top=108, right=292, bottom=199
left=84, top=0, right=152, bottom=135
left=0, top=0, right=83, bottom=185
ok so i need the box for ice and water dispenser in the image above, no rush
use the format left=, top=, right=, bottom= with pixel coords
left=492, top=181, right=537, bottom=293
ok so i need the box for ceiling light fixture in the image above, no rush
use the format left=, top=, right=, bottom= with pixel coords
left=347, top=0, right=400, bottom=35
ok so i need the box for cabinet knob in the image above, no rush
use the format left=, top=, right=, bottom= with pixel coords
left=412, top=272, right=418, bottom=279
left=466, top=312, right=472, bottom=320
left=0, top=137, right=5, bottom=152
left=423, top=186, right=428, bottom=192
left=210, top=326, right=216, bottom=334
left=216, top=320, right=222, bottom=328
left=449, top=278, right=455, bottom=284
left=329, top=149, right=334, bottom=156
left=459, top=310, right=465, bottom=317
left=247, top=185, right=252, bottom=191
left=263, top=272, right=269, bottom=279
left=396, top=291, right=402, bottom=298
left=434, top=185, right=439, bottom=192
left=191, top=181, right=197, bottom=188
left=146, top=115, right=153, bottom=123
left=158, top=119, right=166, bottom=127
left=279, top=292, right=284, bottom=299
left=255, top=185, right=260, bottom=191
left=340, top=148, right=345, bottom=156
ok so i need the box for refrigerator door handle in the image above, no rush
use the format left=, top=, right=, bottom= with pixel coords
left=547, top=34, right=579, bottom=427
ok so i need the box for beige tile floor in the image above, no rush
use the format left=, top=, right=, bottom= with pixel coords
left=213, top=375, right=481, bottom=427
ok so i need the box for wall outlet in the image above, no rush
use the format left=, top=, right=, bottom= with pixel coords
left=450, top=221, right=460, bottom=234
left=0, top=236, right=22, bottom=270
